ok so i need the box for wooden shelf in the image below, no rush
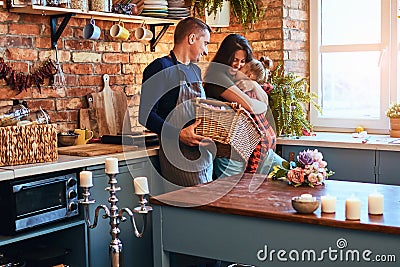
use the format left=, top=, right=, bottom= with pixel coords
left=6, top=4, right=180, bottom=51
left=9, top=4, right=180, bottom=24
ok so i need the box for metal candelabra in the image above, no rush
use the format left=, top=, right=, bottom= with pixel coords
left=78, top=173, right=152, bottom=267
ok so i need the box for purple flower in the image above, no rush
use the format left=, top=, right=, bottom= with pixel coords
left=297, top=150, right=314, bottom=166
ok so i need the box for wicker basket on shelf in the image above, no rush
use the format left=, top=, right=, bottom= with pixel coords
left=0, top=124, right=58, bottom=166
left=194, top=98, right=263, bottom=161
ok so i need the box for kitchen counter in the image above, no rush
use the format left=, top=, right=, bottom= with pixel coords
left=151, top=175, right=400, bottom=266
left=277, top=132, right=400, bottom=151
left=0, top=145, right=159, bottom=180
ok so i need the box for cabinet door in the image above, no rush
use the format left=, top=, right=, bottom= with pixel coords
left=85, top=158, right=153, bottom=267
left=377, top=151, right=400, bottom=185
left=279, top=145, right=376, bottom=183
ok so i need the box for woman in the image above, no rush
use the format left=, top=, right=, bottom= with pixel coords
left=204, top=34, right=281, bottom=178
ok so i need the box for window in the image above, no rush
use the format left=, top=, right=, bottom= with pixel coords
left=310, top=0, right=398, bottom=133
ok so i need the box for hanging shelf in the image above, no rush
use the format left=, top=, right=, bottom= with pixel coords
left=6, top=4, right=178, bottom=51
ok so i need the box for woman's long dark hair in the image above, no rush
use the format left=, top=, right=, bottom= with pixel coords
left=212, top=34, right=253, bottom=66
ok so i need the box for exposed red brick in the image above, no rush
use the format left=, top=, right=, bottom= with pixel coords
left=94, top=64, right=121, bottom=74
left=62, top=63, right=93, bottom=75
left=9, top=24, right=40, bottom=35
left=64, top=40, right=94, bottom=51
left=25, top=99, right=55, bottom=111
left=5, top=48, right=37, bottom=61
left=102, top=53, right=129, bottom=63
left=78, top=75, right=103, bottom=86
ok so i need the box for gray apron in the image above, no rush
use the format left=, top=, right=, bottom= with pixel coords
left=159, top=51, right=213, bottom=187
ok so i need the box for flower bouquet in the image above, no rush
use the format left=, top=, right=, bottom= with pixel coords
left=268, top=149, right=334, bottom=187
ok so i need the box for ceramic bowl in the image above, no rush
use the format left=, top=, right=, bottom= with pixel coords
left=57, top=132, right=78, bottom=147
left=291, top=196, right=320, bottom=214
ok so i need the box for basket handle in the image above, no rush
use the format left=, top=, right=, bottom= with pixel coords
left=194, top=97, right=243, bottom=112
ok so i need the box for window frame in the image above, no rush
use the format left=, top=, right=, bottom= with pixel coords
left=309, top=0, right=398, bottom=134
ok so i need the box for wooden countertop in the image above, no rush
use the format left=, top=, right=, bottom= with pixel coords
left=151, top=174, right=400, bottom=235
left=277, top=132, right=400, bottom=151
left=0, top=145, right=159, bottom=180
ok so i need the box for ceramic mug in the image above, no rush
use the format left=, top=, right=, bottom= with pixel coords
left=74, top=129, right=94, bottom=145
left=134, top=23, right=153, bottom=42
left=83, top=19, right=101, bottom=40
left=110, top=21, right=130, bottom=41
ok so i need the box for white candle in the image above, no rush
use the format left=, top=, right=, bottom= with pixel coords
left=105, top=157, right=119, bottom=174
left=321, top=194, right=336, bottom=213
left=345, top=194, right=361, bottom=220
left=133, top=176, right=149, bottom=195
left=80, top=171, right=93, bottom=187
left=368, top=191, right=384, bottom=215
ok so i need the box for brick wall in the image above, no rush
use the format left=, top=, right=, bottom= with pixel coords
left=0, top=0, right=309, bottom=133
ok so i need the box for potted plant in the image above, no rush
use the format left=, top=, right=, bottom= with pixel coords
left=191, top=0, right=262, bottom=28
left=267, top=64, right=322, bottom=137
left=385, top=103, right=400, bottom=137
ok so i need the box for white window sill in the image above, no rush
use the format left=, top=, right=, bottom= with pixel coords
left=277, top=132, right=400, bottom=152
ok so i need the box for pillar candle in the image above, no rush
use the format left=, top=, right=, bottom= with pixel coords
left=368, top=191, right=384, bottom=215
left=321, top=194, right=336, bottom=213
left=133, top=176, right=149, bottom=195
left=80, top=171, right=93, bottom=187
left=345, top=194, right=361, bottom=220
left=105, top=157, right=119, bottom=174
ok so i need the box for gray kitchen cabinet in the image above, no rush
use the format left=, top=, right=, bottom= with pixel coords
left=0, top=201, right=87, bottom=266
left=278, top=145, right=376, bottom=183
left=85, top=158, right=153, bottom=267
left=376, top=150, right=400, bottom=185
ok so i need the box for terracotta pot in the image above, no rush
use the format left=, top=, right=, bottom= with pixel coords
left=389, top=118, right=400, bottom=137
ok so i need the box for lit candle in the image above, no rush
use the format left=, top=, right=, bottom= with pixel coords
left=321, top=194, right=336, bottom=213
left=133, top=176, right=149, bottom=195
left=105, top=157, right=119, bottom=174
left=368, top=191, right=384, bottom=215
left=80, top=171, right=93, bottom=187
left=345, top=194, right=361, bottom=220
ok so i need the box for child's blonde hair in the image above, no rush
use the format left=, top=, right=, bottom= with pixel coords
left=241, top=56, right=273, bottom=84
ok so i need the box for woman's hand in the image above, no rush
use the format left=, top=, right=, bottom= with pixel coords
left=179, top=119, right=213, bottom=147
left=235, top=79, right=258, bottom=93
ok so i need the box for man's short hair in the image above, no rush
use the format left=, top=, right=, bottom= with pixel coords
left=174, top=17, right=212, bottom=44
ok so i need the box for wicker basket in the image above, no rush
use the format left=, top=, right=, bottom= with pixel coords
left=194, top=98, right=263, bottom=161
left=0, top=124, right=58, bottom=166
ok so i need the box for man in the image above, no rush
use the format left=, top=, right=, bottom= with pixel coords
left=139, top=17, right=214, bottom=187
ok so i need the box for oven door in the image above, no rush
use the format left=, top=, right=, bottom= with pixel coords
left=12, top=176, right=71, bottom=231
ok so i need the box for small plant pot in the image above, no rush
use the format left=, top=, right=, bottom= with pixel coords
left=389, top=118, right=400, bottom=138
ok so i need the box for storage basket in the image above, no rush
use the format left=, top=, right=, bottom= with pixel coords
left=194, top=98, right=263, bottom=161
left=0, top=124, right=58, bottom=166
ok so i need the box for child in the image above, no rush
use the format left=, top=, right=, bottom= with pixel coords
left=237, top=57, right=286, bottom=174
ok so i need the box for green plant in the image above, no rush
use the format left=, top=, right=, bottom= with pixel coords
left=385, top=103, right=400, bottom=118
left=268, top=64, right=321, bottom=136
left=191, top=0, right=262, bottom=28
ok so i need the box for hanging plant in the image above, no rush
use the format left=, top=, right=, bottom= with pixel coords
left=268, top=64, right=322, bottom=136
left=191, top=0, right=263, bottom=28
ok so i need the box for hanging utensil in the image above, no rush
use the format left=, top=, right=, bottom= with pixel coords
left=53, top=45, right=66, bottom=91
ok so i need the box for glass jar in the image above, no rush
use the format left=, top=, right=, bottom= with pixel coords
left=70, top=0, right=88, bottom=11
left=90, top=0, right=111, bottom=12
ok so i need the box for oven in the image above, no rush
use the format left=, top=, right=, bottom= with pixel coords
left=0, top=170, right=79, bottom=235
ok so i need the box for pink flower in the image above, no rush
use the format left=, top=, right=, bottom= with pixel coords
left=287, top=167, right=305, bottom=184
left=307, top=173, right=319, bottom=185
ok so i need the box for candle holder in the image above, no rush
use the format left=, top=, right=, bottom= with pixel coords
left=78, top=173, right=152, bottom=267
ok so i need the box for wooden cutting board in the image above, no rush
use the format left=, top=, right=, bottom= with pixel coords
left=58, top=143, right=138, bottom=157
left=90, top=74, right=132, bottom=136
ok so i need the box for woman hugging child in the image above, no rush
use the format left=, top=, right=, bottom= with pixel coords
left=237, top=56, right=286, bottom=174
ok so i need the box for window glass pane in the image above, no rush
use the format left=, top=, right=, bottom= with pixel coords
left=321, top=0, right=381, bottom=45
left=320, top=52, right=380, bottom=119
